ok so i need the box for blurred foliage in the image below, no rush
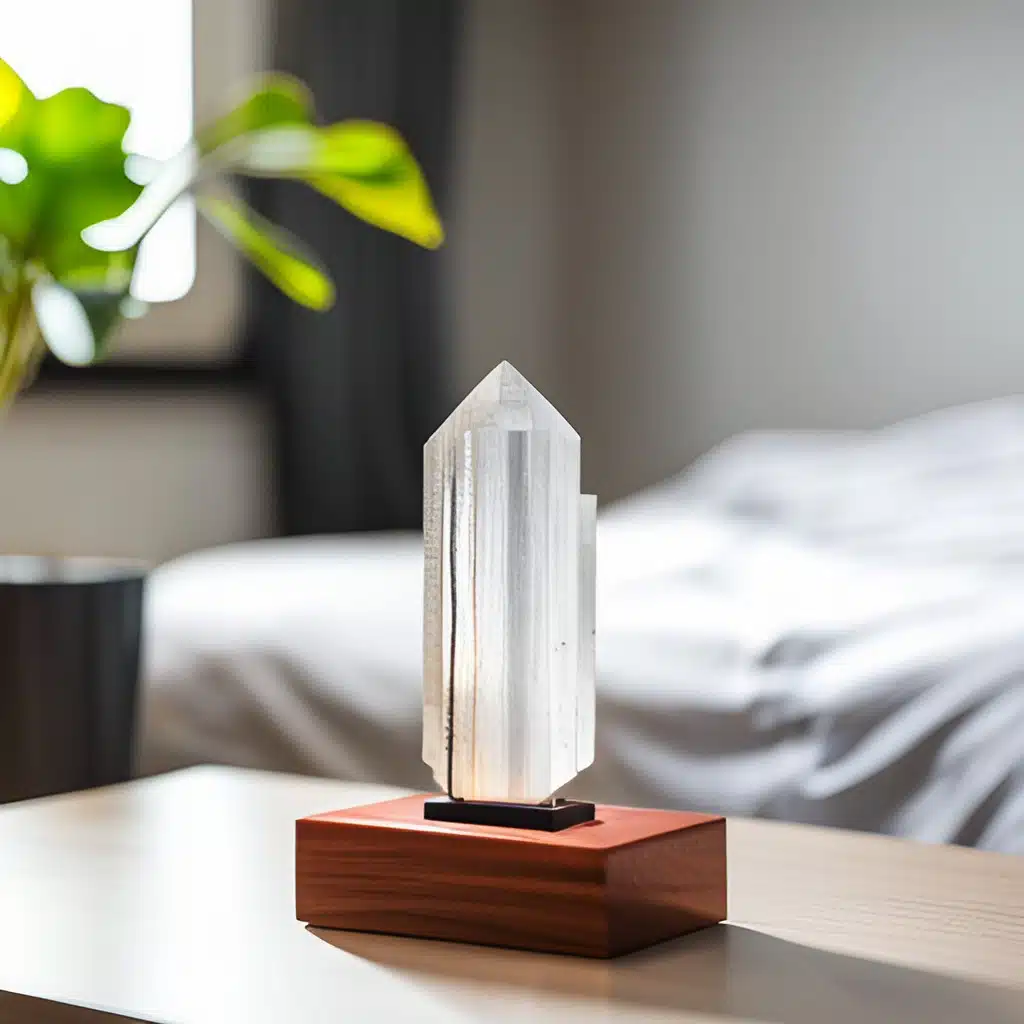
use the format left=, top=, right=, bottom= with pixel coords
left=0, top=64, right=443, bottom=402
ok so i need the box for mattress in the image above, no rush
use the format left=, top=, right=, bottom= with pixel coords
left=140, top=398, right=1024, bottom=852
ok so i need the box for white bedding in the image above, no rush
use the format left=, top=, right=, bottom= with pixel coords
left=140, top=399, right=1024, bottom=852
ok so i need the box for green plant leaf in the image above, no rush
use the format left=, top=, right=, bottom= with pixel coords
left=0, top=59, right=31, bottom=137
left=0, top=82, right=141, bottom=280
left=199, top=194, right=334, bottom=310
left=0, top=58, right=35, bottom=145
left=234, top=121, right=443, bottom=248
left=85, top=71, right=314, bottom=253
left=309, top=124, right=444, bottom=250
left=0, top=59, right=39, bottom=250
left=83, top=74, right=317, bottom=255
left=196, top=73, right=314, bottom=157
left=0, top=167, right=43, bottom=250
left=33, top=88, right=130, bottom=165
left=29, top=90, right=140, bottom=276
left=38, top=176, right=142, bottom=282
left=309, top=162, right=444, bottom=249
left=236, top=122, right=403, bottom=179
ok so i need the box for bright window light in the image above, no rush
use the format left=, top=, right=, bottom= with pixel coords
left=2, top=0, right=194, bottom=303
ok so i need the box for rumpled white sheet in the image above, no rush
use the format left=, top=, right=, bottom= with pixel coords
left=140, top=399, right=1024, bottom=852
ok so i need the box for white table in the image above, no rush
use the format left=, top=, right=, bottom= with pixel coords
left=0, top=767, right=1021, bottom=1023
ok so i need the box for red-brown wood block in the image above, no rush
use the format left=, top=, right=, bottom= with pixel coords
left=295, top=795, right=727, bottom=958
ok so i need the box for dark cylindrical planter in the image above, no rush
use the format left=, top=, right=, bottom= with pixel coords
left=0, top=557, right=145, bottom=804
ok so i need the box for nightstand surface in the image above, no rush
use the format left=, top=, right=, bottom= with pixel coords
left=0, top=766, right=1022, bottom=1023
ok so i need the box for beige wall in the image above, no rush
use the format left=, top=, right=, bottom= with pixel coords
left=459, top=0, right=1024, bottom=499
left=451, top=0, right=562, bottom=400
left=0, top=394, right=271, bottom=562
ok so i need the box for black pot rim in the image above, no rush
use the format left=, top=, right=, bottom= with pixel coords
left=0, top=555, right=148, bottom=586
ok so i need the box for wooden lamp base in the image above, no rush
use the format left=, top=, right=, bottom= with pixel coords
left=295, top=795, right=727, bottom=958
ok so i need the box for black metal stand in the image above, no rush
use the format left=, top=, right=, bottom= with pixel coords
left=424, top=796, right=596, bottom=832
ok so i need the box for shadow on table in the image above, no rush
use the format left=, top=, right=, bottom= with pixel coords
left=310, top=923, right=1023, bottom=1024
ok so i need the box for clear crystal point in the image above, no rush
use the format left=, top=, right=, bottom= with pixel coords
left=423, top=361, right=596, bottom=803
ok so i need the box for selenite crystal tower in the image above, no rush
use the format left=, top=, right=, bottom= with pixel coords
left=423, top=362, right=596, bottom=804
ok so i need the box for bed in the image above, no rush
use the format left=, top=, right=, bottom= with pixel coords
left=139, top=399, right=1024, bottom=853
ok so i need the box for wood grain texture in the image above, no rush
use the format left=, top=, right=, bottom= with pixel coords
left=295, top=794, right=727, bottom=957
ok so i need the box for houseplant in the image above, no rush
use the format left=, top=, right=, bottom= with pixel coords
left=0, top=59, right=442, bottom=802
left=0, top=58, right=443, bottom=397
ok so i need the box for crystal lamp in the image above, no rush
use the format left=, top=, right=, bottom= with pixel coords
left=422, top=361, right=596, bottom=805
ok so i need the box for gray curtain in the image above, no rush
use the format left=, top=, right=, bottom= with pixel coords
left=251, top=0, right=461, bottom=534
